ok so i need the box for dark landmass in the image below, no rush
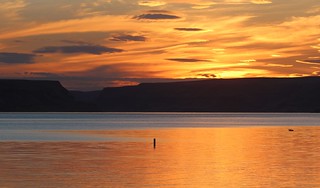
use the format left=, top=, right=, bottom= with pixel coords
left=0, top=80, right=75, bottom=111
left=70, top=90, right=101, bottom=103
left=1, top=77, right=320, bottom=112
left=69, top=90, right=101, bottom=111
left=98, top=77, right=320, bottom=112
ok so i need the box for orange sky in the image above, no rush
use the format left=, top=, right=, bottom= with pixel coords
left=0, top=0, right=319, bottom=90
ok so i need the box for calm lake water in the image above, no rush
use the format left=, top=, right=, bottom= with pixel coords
left=0, top=113, right=320, bottom=187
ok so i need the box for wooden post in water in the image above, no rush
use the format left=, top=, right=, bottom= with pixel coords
left=153, top=138, right=156, bottom=149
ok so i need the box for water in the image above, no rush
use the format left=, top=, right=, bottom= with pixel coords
left=0, top=113, right=320, bottom=187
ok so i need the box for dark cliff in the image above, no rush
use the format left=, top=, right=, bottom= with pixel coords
left=0, top=79, right=75, bottom=111
left=98, top=77, right=320, bottom=112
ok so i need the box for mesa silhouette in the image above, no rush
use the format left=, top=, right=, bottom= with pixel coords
left=98, top=77, right=320, bottom=112
left=0, top=80, right=75, bottom=111
left=1, top=77, right=320, bottom=112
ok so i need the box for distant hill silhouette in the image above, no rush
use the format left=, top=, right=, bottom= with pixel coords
left=1, top=77, right=320, bottom=112
left=0, top=80, right=75, bottom=111
left=98, top=77, right=320, bottom=112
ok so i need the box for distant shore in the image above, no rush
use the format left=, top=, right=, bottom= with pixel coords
left=1, top=77, right=320, bottom=112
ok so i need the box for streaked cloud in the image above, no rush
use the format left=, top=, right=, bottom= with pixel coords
left=166, top=58, right=210, bottom=62
left=214, top=0, right=272, bottom=4
left=33, top=45, right=123, bottom=55
left=23, top=72, right=62, bottom=77
left=251, top=0, right=272, bottom=4
left=138, top=0, right=166, bottom=7
left=240, top=59, right=256, bottom=63
left=0, top=0, right=26, bottom=20
left=191, top=2, right=216, bottom=9
left=197, top=73, right=217, bottom=78
left=110, top=34, right=147, bottom=41
left=133, top=13, right=181, bottom=20
left=61, top=40, right=92, bottom=45
left=307, top=6, right=320, bottom=14
left=0, top=52, right=36, bottom=64
left=297, top=59, right=320, bottom=65
left=266, top=63, right=293, bottom=68
left=174, top=28, right=203, bottom=31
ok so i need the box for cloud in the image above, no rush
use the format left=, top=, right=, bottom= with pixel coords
left=133, top=13, right=181, bottom=20
left=60, top=40, right=92, bottom=45
left=174, top=28, right=203, bottom=31
left=166, top=58, right=210, bottom=62
left=209, top=0, right=271, bottom=4
left=307, top=6, right=320, bottom=14
left=240, top=59, right=256, bottom=63
left=197, top=73, right=217, bottom=78
left=138, top=1, right=166, bottom=7
left=266, top=63, right=293, bottom=68
left=24, top=72, right=62, bottom=77
left=147, top=10, right=171, bottom=13
left=251, top=0, right=272, bottom=4
left=312, top=71, right=320, bottom=76
left=13, top=40, right=24, bottom=43
left=297, top=59, right=320, bottom=64
left=0, top=52, right=36, bottom=64
left=75, top=0, right=140, bottom=17
left=111, top=34, right=146, bottom=41
left=305, top=59, right=320, bottom=63
left=0, top=0, right=26, bottom=20
left=33, top=45, right=123, bottom=55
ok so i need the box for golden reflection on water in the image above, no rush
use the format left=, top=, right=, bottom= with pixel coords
left=1, top=127, right=320, bottom=187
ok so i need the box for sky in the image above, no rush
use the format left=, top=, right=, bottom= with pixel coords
left=0, top=0, right=319, bottom=90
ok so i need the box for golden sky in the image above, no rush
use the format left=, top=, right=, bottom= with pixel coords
left=0, top=0, right=319, bottom=90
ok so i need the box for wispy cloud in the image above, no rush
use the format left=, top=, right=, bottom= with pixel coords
left=240, top=59, right=256, bottom=63
left=24, top=72, right=62, bottom=77
left=197, top=73, right=217, bottom=78
left=0, top=52, right=36, bottom=64
left=266, top=63, right=293, bottom=68
left=60, top=40, right=92, bottom=45
left=133, top=13, right=181, bottom=20
left=174, top=28, right=203, bottom=31
left=33, top=45, right=123, bottom=55
left=110, top=34, right=147, bottom=42
left=210, top=0, right=271, bottom=4
left=138, top=0, right=166, bottom=7
left=0, top=0, right=26, bottom=20
left=251, top=0, right=272, bottom=4
left=166, top=58, right=210, bottom=62
left=297, top=59, right=320, bottom=65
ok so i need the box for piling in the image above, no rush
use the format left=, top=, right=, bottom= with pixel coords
left=153, top=138, right=156, bottom=149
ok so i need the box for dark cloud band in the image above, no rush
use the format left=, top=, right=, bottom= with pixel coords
left=111, top=34, right=146, bottom=41
left=174, top=28, right=203, bottom=31
left=133, top=13, right=181, bottom=20
left=24, top=72, right=61, bottom=77
left=33, top=45, right=123, bottom=55
left=303, top=59, right=320, bottom=63
left=0, top=52, right=36, bottom=64
left=197, top=74, right=217, bottom=78
left=166, top=58, right=209, bottom=62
